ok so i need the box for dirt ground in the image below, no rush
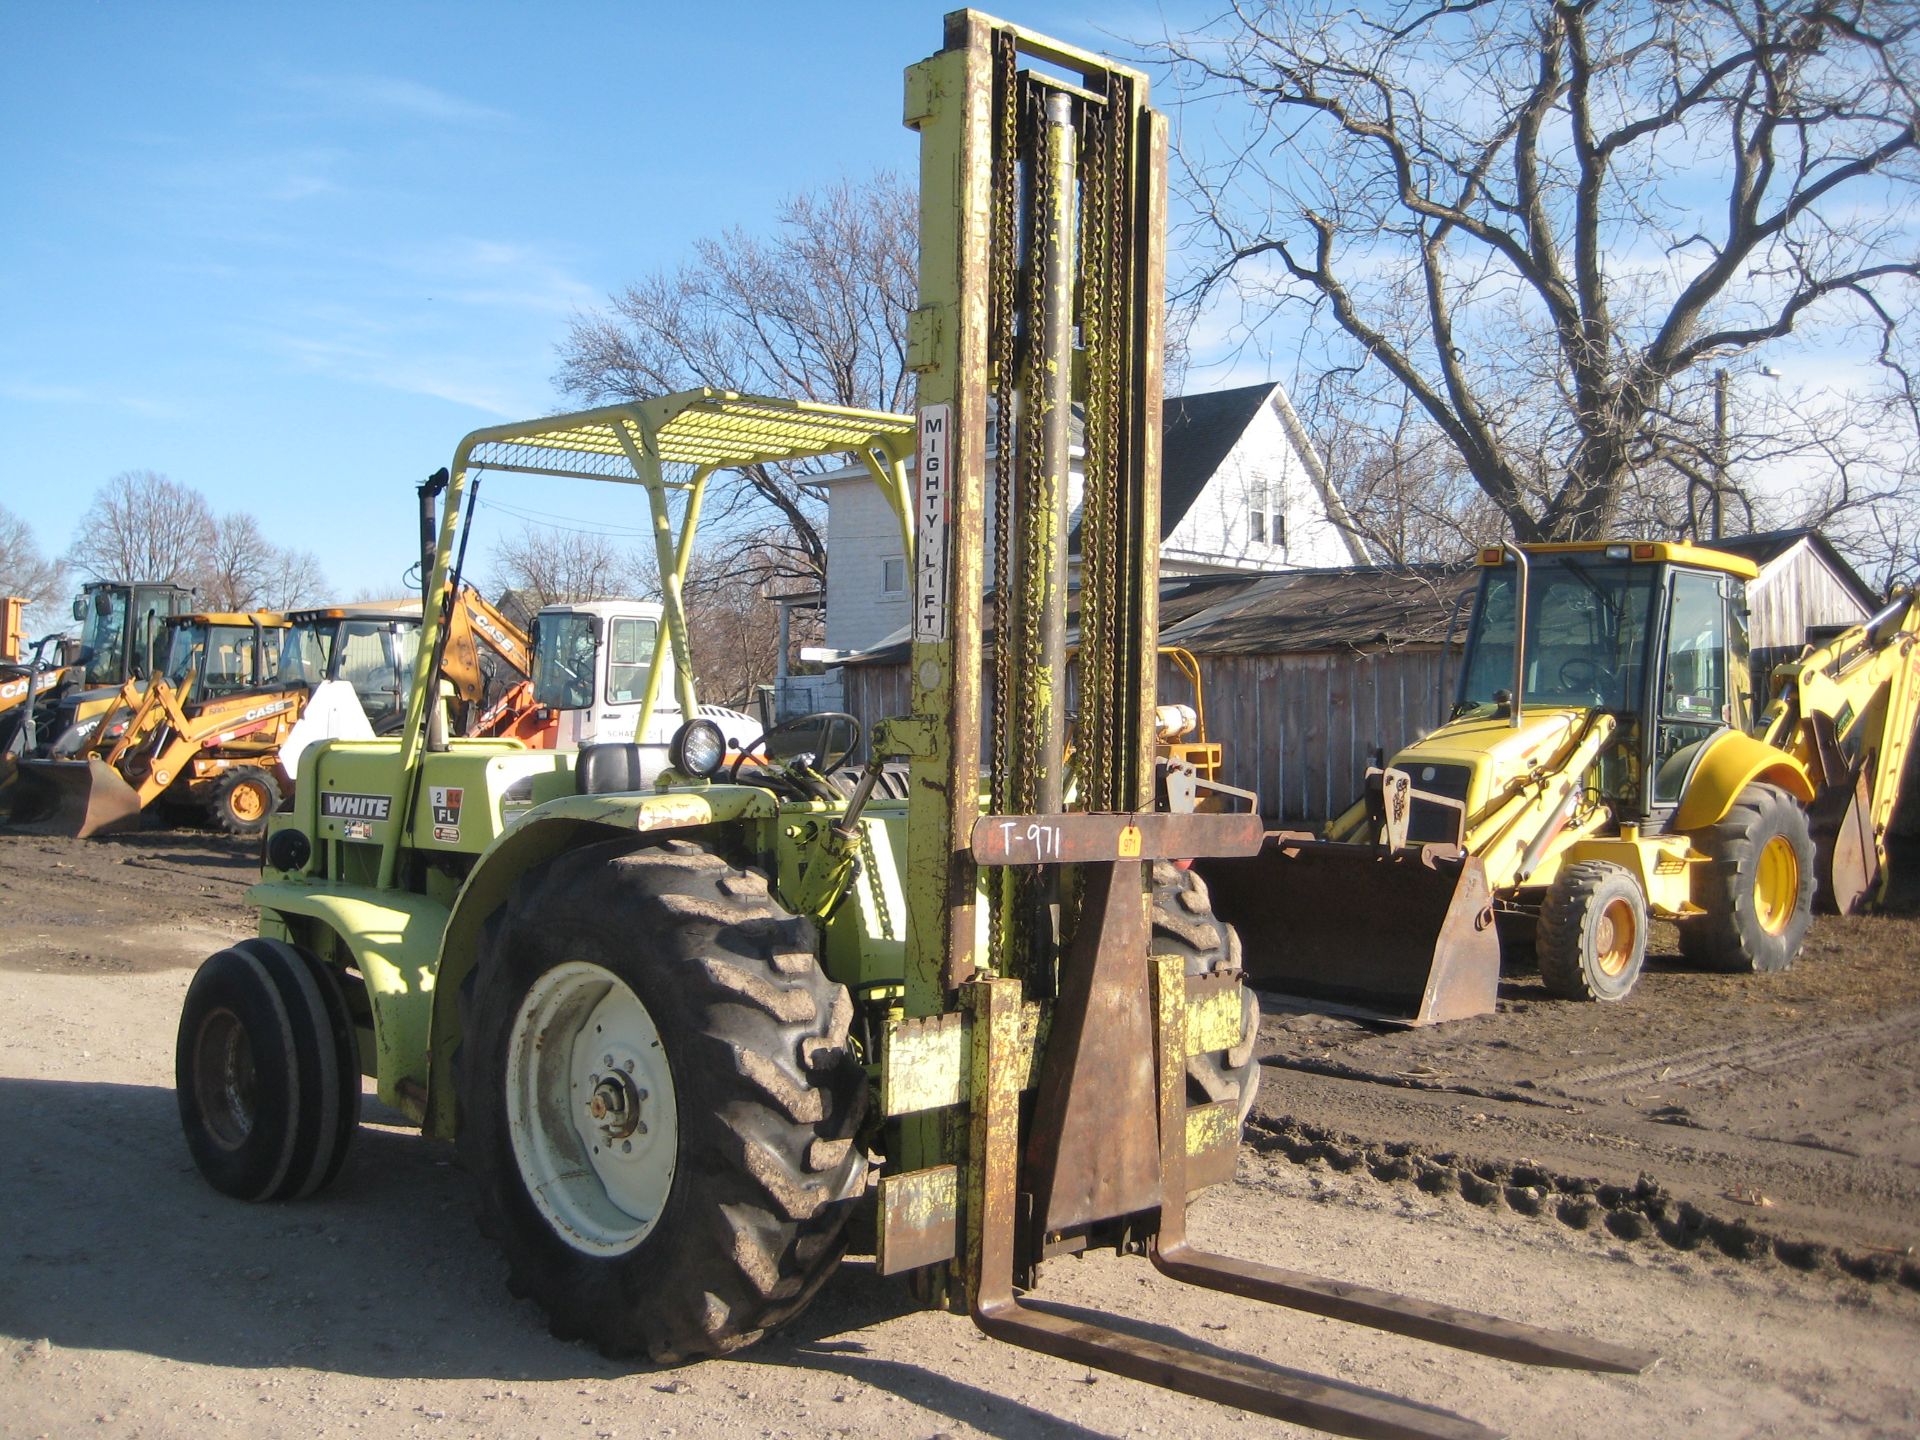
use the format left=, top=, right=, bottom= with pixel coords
left=2, top=826, right=1917, bottom=1439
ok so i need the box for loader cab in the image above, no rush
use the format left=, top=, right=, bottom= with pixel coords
left=155, top=613, right=291, bottom=700
left=73, top=582, right=195, bottom=687
left=282, top=603, right=424, bottom=734
left=1454, top=541, right=1757, bottom=823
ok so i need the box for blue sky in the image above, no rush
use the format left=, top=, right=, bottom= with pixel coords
left=1, top=2, right=1215, bottom=600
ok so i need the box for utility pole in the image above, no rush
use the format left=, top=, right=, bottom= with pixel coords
left=1711, top=367, right=1729, bottom=541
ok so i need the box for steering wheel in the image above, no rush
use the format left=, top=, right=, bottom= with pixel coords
left=1557, top=656, right=1611, bottom=691
left=729, top=712, right=863, bottom=789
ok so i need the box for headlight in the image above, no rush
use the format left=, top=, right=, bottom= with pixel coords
left=669, top=718, right=726, bottom=779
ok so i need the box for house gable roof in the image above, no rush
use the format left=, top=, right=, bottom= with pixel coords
left=1159, top=382, right=1278, bottom=536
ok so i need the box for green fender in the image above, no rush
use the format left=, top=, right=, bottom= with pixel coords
left=250, top=880, right=450, bottom=1120
left=420, top=786, right=778, bottom=1138
left=1671, top=729, right=1814, bottom=833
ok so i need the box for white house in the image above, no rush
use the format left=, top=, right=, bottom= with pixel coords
left=809, top=381, right=1369, bottom=655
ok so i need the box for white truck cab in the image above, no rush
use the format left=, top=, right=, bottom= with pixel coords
left=530, top=600, right=761, bottom=756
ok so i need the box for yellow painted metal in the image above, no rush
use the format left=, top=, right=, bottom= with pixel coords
left=880, top=974, right=1240, bottom=1118
left=881, top=1002, right=1042, bottom=1116
left=1761, top=587, right=1920, bottom=903
left=1557, top=832, right=1704, bottom=918
left=1184, top=977, right=1245, bottom=1055
left=1479, top=540, right=1760, bottom=580
left=1595, top=897, right=1638, bottom=978
left=1755, top=834, right=1800, bottom=934
left=1670, top=729, right=1814, bottom=832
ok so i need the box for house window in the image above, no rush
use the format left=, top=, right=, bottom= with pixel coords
left=1251, top=481, right=1284, bottom=547
left=881, top=556, right=906, bottom=596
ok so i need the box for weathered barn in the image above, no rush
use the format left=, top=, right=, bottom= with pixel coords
left=1709, top=528, right=1881, bottom=684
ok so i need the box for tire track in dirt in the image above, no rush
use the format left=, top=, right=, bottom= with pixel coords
left=1537, top=1009, right=1920, bottom=1096
left=1247, top=1113, right=1920, bottom=1292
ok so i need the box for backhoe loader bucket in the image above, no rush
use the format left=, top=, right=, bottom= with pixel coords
left=1810, top=768, right=1879, bottom=914
left=2, top=757, right=142, bottom=837
left=1197, top=835, right=1502, bottom=1026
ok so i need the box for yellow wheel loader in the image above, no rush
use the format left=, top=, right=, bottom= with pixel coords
left=1200, top=541, right=1919, bottom=1022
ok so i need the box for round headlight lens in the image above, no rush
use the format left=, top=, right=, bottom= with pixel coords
left=670, top=718, right=726, bottom=779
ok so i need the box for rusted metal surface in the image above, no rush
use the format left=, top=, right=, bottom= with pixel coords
left=1023, top=859, right=1162, bottom=1237
left=970, top=810, right=1262, bottom=866
left=877, top=1164, right=959, bottom=1275
left=4, top=757, right=142, bottom=837
left=1196, top=836, right=1502, bottom=1025
left=881, top=1003, right=1044, bottom=1116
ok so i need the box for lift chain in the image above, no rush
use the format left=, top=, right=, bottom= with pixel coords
left=987, top=27, right=1019, bottom=972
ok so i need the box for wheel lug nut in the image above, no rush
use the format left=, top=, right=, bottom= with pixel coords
left=603, top=1054, right=614, bottom=1067
left=635, top=1121, right=648, bottom=1136
left=621, top=1140, right=632, bottom=1154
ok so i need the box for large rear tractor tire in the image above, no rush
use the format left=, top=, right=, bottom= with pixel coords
left=176, top=938, right=361, bottom=1200
left=1537, top=861, right=1647, bottom=1002
left=1677, top=782, right=1815, bottom=973
left=1152, top=860, right=1260, bottom=1128
left=456, top=836, right=868, bottom=1362
left=211, top=767, right=281, bottom=837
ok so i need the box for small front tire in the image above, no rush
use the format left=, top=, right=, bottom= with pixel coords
left=1537, top=861, right=1647, bottom=1002
left=211, top=768, right=281, bottom=837
left=176, top=938, right=361, bottom=1200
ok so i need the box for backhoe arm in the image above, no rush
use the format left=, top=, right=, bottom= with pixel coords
left=1761, top=587, right=1920, bottom=908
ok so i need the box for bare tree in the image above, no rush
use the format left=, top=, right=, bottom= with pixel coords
left=487, top=524, right=641, bottom=612
left=256, top=546, right=330, bottom=610
left=555, top=171, right=918, bottom=588
left=66, top=471, right=217, bottom=587
left=0, top=504, right=66, bottom=631
left=202, top=512, right=272, bottom=611
left=1161, top=0, right=1920, bottom=542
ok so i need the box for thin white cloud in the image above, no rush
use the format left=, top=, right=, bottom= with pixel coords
left=0, top=379, right=185, bottom=420
left=278, top=73, right=512, bottom=126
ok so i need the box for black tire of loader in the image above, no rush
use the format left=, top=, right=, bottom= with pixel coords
left=176, top=937, right=361, bottom=1201
left=456, top=835, right=869, bottom=1362
left=1151, top=860, right=1260, bottom=1127
left=211, top=767, right=281, bottom=837
left=1536, top=860, right=1647, bottom=1002
left=1678, top=782, right=1816, bottom=973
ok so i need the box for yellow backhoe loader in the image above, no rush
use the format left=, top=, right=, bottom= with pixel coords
left=1199, top=541, right=1919, bottom=1022
left=7, top=610, right=298, bottom=836
left=0, top=580, right=196, bottom=790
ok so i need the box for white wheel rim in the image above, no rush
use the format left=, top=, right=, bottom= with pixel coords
left=505, top=961, right=678, bottom=1255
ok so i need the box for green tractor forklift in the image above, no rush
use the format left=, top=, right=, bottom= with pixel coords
left=172, top=13, right=1651, bottom=1437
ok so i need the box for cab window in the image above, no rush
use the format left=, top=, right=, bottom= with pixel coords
left=532, top=612, right=597, bottom=711
left=1651, top=570, right=1730, bottom=804
left=606, top=617, right=658, bottom=704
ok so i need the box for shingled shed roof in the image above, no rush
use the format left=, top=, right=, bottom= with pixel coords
left=838, top=571, right=1262, bottom=668
left=1159, top=564, right=1475, bottom=655
left=840, top=565, right=1471, bottom=666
